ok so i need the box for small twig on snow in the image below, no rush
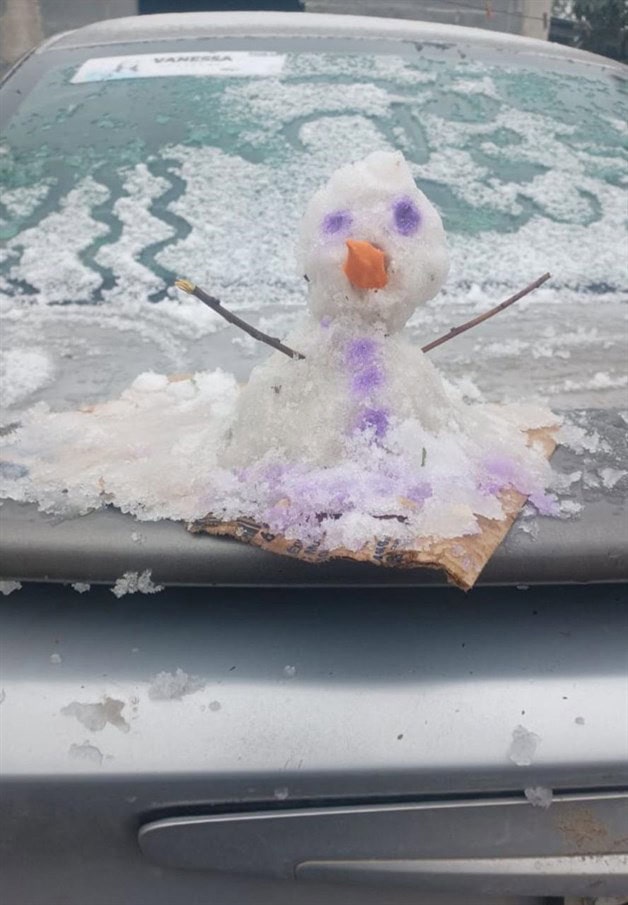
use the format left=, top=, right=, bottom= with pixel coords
left=175, top=279, right=305, bottom=360
left=420, top=272, right=551, bottom=354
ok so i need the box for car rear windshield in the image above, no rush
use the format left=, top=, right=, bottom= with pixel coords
left=1, top=38, right=626, bottom=419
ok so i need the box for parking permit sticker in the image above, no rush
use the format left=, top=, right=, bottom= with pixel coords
left=72, top=51, right=285, bottom=83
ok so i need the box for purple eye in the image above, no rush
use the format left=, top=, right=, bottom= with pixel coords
left=393, top=197, right=421, bottom=236
left=322, top=209, right=352, bottom=236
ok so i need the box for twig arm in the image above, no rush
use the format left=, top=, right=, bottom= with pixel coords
left=177, top=272, right=550, bottom=361
left=420, top=272, right=551, bottom=354
left=175, top=279, right=305, bottom=361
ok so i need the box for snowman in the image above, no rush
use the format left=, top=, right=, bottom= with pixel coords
left=0, top=150, right=558, bottom=559
left=224, top=150, right=455, bottom=466
left=219, top=150, right=556, bottom=548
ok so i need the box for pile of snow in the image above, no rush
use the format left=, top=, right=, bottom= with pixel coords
left=508, top=724, right=541, bottom=766
left=0, top=580, right=22, bottom=596
left=1, top=369, right=239, bottom=520
left=524, top=786, right=553, bottom=809
left=148, top=668, right=205, bottom=701
left=68, top=741, right=103, bottom=766
left=599, top=467, right=627, bottom=490
left=111, top=569, right=164, bottom=598
left=0, top=341, right=559, bottom=554
left=61, top=697, right=129, bottom=733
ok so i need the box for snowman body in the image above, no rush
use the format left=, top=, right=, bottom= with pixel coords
left=224, top=149, right=456, bottom=466
left=224, top=316, right=456, bottom=467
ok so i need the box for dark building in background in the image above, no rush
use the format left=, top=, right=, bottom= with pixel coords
left=305, top=1, right=551, bottom=40
left=549, top=15, right=579, bottom=46
left=38, top=0, right=137, bottom=34
left=139, top=1, right=303, bottom=11
left=1, top=0, right=137, bottom=73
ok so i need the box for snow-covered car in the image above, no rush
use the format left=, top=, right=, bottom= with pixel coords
left=1, top=11, right=627, bottom=904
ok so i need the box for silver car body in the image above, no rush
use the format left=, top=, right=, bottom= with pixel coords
left=0, top=11, right=627, bottom=904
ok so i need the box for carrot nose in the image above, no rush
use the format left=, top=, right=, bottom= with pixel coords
left=343, top=239, right=388, bottom=290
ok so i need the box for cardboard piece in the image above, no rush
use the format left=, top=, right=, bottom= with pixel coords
left=189, top=427, right=557, bottom=591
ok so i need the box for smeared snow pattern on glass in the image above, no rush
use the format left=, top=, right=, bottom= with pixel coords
left=6, top=178, right=110, bottom=303
left=96, top=163, right=175, bottom=300
left=2, top=181, right=54, bottom=221
left=1, top=50, right=626, bottom=417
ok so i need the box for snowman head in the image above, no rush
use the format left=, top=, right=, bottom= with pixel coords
left=297, top=150, right=449, bottom=332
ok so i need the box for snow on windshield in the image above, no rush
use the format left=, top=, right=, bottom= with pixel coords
left=1, top=49, right=626, bottom=426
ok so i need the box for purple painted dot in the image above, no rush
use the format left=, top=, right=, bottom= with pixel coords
left=326, top=478, right=352, bottom=509
left=320, top=315, right=332, bottom=329
left=406, top=482, right=433, bottom=503
left=371, top=473, right=395, bottom=495
left=352, top=365, right=384, bottom=396
left=481, top=455, right=537, bottom=497
left=322, top=209, right=352, bottom=236
left=357, top=407, right=389, bottom=438
left=393, top=196, right=421, bottom=236
left=483, top=455, right=517, bottom=483
left=262, top=463, right=287, bottom=489
left=345, top=337, right=378, bottom=370
left=529, top=490, right=560, bottom=517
